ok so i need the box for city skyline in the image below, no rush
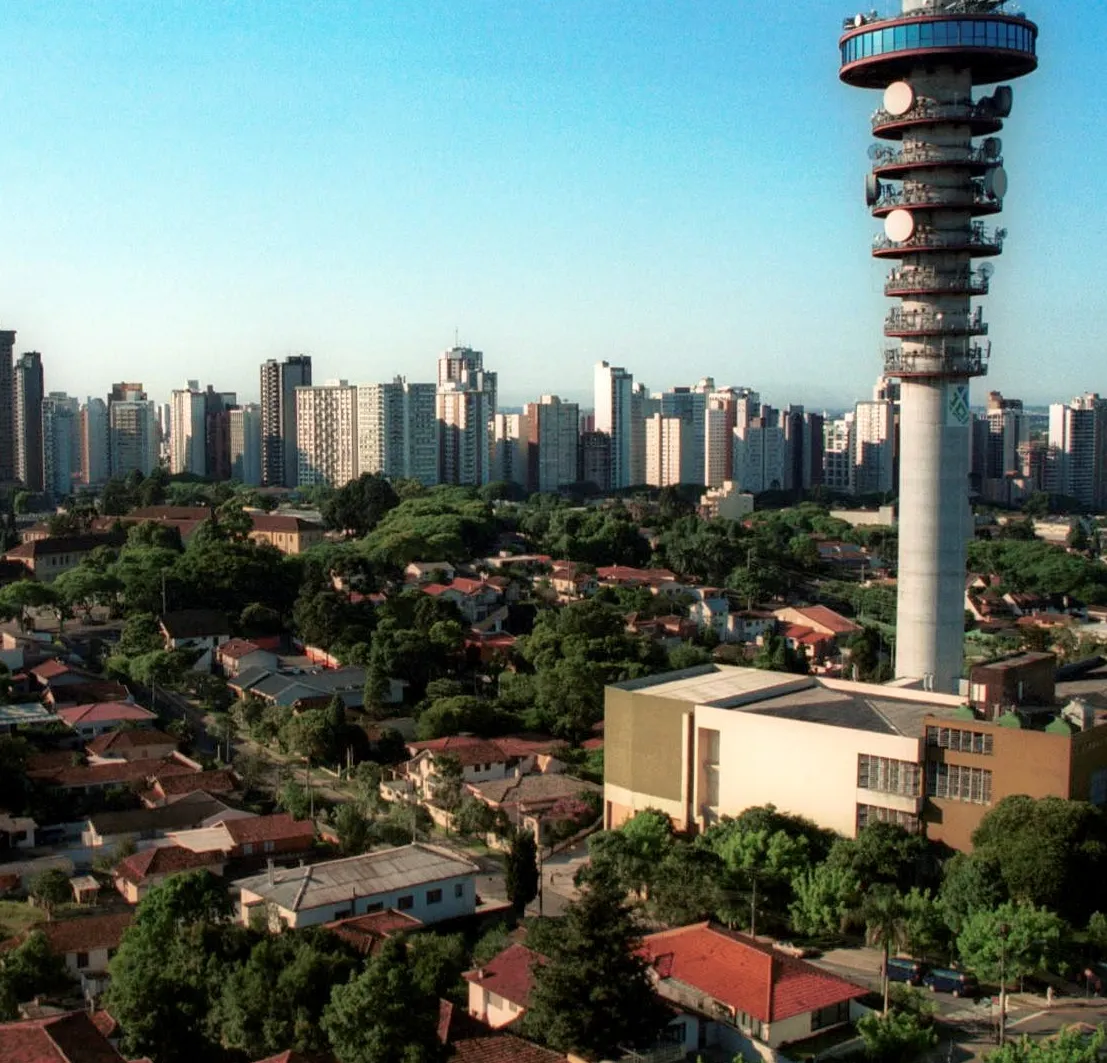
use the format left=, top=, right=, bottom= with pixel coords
left=2, top=1, right=1102, bottom=408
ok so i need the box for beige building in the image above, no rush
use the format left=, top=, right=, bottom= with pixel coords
left=295, top=381, right=358, bottom=487
left=248, top=513, right=326, bottom=554
left=644, top=413, right=687, bottom=488
left=699, top=480, right=754, bottom=522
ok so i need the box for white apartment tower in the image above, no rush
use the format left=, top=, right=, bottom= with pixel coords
left=593, top=362, right=634, bottom=490
left=644, top=414, right=688, bottom=488
left=229, top=404, right=263, bottom=486
left=437, top=347, right=496, bottom=487
left=41, top=395, right=77, bottom=499
left=852, top=400, right=896, bottom=496
left=357, top=379, right=439, bottom=486
left=109, top=393, right=158, bottom=477
left=1048, top=394, right=1107, bottom=510
left=296, top=382, right=358, bottom=487
left=170, top=382, right=206, bottom=476
left=490, top=413, right=531, bottom=490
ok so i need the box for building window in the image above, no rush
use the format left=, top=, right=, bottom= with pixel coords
left=75, top=952, right=89, bottom=969
left=397, top=894, right=415, bottom=910
left=241, top=843, right=254, bottom=856
left=925, top=726, right=994, bottom=755
left=426, top=888, right=443, bottom=905
left=455, top=883, right=465, bottom=898
left=857, top=755, right=921, bottom=796
left=856, top=804, right=919, bottom=833
left=263, top=840, right=275, bottom=853
left=926, top=761, right=993, bottom=804
left=364, top=902, right=384, bottom=913
left=812, top=1001, right=851, bottom=1031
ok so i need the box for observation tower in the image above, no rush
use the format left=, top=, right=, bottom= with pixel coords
left=839, top=0, right=1038, bottom=692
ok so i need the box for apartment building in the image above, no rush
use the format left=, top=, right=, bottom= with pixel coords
left=109, top=392, right=158, bottom=477
left=644, top=413, right=688, bottom=488
left=438, top=348, right=496, bottom=487
left=523, top=395, right=579, bottom=493
left=357, top=378, right=438, bottom=486
left=170, top=383, right=206, bottom=476
left=295, top=381, right=358, bottom=487
left=1048, top=393, right=1107, bottom=510
left=594, top=362, right=635, bottom=489
left=604, top=663, right=1107, bottom=850
left=14, top=351, right=45, bottom=491
left=228, top=404, right=262, bottom=486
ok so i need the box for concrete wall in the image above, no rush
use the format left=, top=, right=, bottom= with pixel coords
left=693, top=704, right=922, bottom=838
left=467, top=983, right=526, bottom=1029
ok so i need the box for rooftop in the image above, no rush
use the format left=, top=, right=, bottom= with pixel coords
left=221, top=813, right=315, bottom=846
left=87, top=793, right=240, bottom=836
left=462, top=943, right=544, bottom=1010
left=234, top=843, right=478, bottom=912
left=115, top=844, right=224, bottom=884
left=0, top=703, right=61, bottom=729
left=324, top=909, right=423, bottom=953
left=55, top=702, right=157, bottom=727
left=35, top=912, right=133, bottom=959
left=159, top=609, right=232, bottom=639
left=86, top=728, right=176, bottom=756
left=641, top=923, right=866, bottom=1024
left=0, top=1011, right=128, bottom=1063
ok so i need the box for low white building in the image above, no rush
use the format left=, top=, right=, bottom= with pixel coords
left=699, top=480, right=755, bottom=522
left=234, top=843, right=479, bottom=930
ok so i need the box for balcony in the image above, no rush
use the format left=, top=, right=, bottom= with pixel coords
left=873, top=224, right=1006, bottom=257
left=872, top=97, right=1005, bottom=139
left=885, top=307, right=988, bottom=338
left=884, top=343, right=990, bottom=379
left=871, top=143, right=1001, bottom=177
left=872, top=181, right=1002, bottom=218
left=885, top=267, right=991, bottom=296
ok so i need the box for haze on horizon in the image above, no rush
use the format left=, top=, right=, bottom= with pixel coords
left=1, top=0, right=1100, bottom=409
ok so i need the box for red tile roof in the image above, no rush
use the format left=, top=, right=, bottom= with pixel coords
left=324, top=910, right=423, bottom=954
left=641, top=923, right=865, bottom=1024
left=789, top=605, right=861, bottom=637
left=217, top=638, right=264, bottom=660
left=221, top=813, right=314, bottom=846
left=462, top=944, right=544, bottom=1010
left=0, top=1011, right=128, bottom=1063
left=56, top=703, right=158, bottom=727
left=596, top=565, right=678, bottom=584
left=36, top=913, right=133, bottom=958
left=89, top=1012, right=117, bottom=1039
left=250, top=1053, right=329, bottom=1063
left=86, top=729, right=176, bottom=756
left=152, top=768, right=236, bottom=797
left=29, top=660, right=76, bottom=681
left=115, top=844, right=224, bottom=884
left=448, top=1033, right=563, bottom=1063
left=250, top=514, right=324, bottom=534
left=407, top=736, right=512, bottom=768
left=28, top=754, right=196, bottom=790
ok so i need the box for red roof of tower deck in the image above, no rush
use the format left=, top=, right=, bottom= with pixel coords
left=640, top=923, right=866, bottom=1023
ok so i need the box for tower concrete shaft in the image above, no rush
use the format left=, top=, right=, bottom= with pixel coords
left=839, top=1, right=1037, bottom=692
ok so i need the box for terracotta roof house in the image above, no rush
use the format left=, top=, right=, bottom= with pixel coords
left=44, top=680, right=132, bottom=709
left=159, top=610, right=232, bottom=671
left=2, top=912, right=133, bottom=993
left=114, top=844, right=226, bottom=904
left=220, top=813, right=315, bottom=858
left=142, top=767, right=237, bottom=806
left=0, top=1010, right=129, bottom=1063
left=29, top=659, right=84, bottom=685
left=28, top=752, right=199, bottom=795
left=548, top=562, right=598, bottom=601
left=463, top=943, right=544, bottom=1029
left=2, top=532, right=124, bottom=582
left=448, top=1032, right=564, bottom=1063
left=215, top=639, right=279, bottom=678
left=640, top=923, right=867, bottom=1054
left=86, top=728, right=178, bottom=762
left=55, top=702, right=158, bottom=739
left=82, top=793, right=244, bottom=849
left=324, top=909, right=423, bottom=954
left=467, top=775, right=600, bottom=843
left=402, top=735, right=567, bottom=802
left=421, top=579, right=503, bottom=625
left=773, top=605, right=862, bottom=639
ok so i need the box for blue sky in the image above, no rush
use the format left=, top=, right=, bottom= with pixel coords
left=0, top=1, right=1099, bottom=411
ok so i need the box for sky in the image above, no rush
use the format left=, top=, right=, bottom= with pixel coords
left=1, top=0, right=1102, bottom=412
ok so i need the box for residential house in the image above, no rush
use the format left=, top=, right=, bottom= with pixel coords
left=2, top=532, right=124, bottom=582
left=324, top=909, right=423, bottom=955
left=159, top=609, right=232, bottom=671
left=29, top=659, right=89, bottom=689
left=626, top=613, right=698, bottom=649
left=0, top=1012, right=130, bottom=1063
left=640, top=923, right=867, bottom=1056
left=44, top=680, right=132, bottom=709
left=142, top=767, right=237, bottom=806
left=85, top=728, right=178, bottom=763
left=548, top=562, right=597, bottom=601
left=689, top=594, right=730, bottom=642
left=114, top=844, right=226, bottom=903
left=0, top=812, right=36, bottom=850
left=772, top=605, right=862, bottom=641
left=55, top=701, right=158, bottom=739
left=779, top=624, right=838, bottom=668
left=28, top=752, right=199, bottom=796
left=405, top=561, right=456, bottom=584
left=244, top=666, right=375, bottom=710
left=483, top=553, right=551, bottom=573
left=463, top=942, right=544, bottom=1029
left=597, top=565, right=688, bottom=598
left=248, top=512, right=326, bottom=554
left=448, top=1031, right=565, bottom=1063
left=402, top=735, right=566, bottom=802
left=219, top=813, right=315, bottom=859
left=466, top=775, right=601, bottom=843
left=0, top=702, right=61, bottom=735
left=81, top=794, right=249, bottom=850
left=421, top=579, right=504, bottom=625
left=235, top=843, right=479, bottom=930
left=215, top=639, right=280, bottom=678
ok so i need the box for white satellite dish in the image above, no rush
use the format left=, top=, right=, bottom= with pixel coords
left=983, top=137, right=1003, bottom=159
left=866, top=173, right=881, bottom=206
left=984, top=166, right=1008, bottom=200
left=993, top=86, right=1014, bottom=117
left=884, top=209, right=916, bottom=243
left=883, top=81, right=915, bottom=117
left=979, top=262, right=995, bottom=280
left=854, top=13, right=865, bottom=27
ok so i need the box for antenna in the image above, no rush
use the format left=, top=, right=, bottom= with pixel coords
left=983, top=136, right=1003, bottom=159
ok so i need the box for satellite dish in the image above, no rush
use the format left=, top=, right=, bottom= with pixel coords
left=854, top=13, right=865, bottom=27
left=865, top=173, right=881, bottom=206
left=868, top=143, right=890, bottom=162
left=883, top=81, right=915, bottom=117
left=979, top=263, right=995, bottom=280
left=993, top=86, right=1014, bottom=117
left=984, top=166, right=1009, bottom=200
left=983, top=137, right=1003, bottom=159
left=884, top=209, right=916, bottom=243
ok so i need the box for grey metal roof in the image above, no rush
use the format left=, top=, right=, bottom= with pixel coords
left=746, top=686, right=957, bottom=738
left=232, top=666, right=272, bottom=690
left=233, top=843, right=478, bottom=912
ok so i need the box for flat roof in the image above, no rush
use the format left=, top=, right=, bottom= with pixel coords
left=0, top=703, right=61, bottom=727
left=234, top=843, right=478, bottom=912
left=613, top=665, right=966, bottom=738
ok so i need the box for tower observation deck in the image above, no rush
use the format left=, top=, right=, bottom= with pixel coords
left=839, top=0, right=1038, bottom=693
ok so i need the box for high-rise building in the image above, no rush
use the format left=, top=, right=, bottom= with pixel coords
left=579, top=431, right=612, bottom=492
left=170, top=383, right=206, bottom=476
left=630, top=384, right=657, bottom=488
left=13, top=351, right=45, bottom=492
left=1048, top=394, right=1107, bottom=510
left=202, top=388, right=237, bottom=482
left=593, top=362, right=634, bottom=489
left=489, top=413, right=531, bottom=490
left=295, top=381, right=358, bottom=487
left=782, top=407, right=825, bottom=494
left=437, top=347, right=496, bottom=486
left=658, top=381, right=711, bottom=485
left=852, top=400, right=896, bottom=496
left=840, top=0, right=1039, bottom=690
left=644, top=413, right=689, bottom=488
left=41, top=394, right=77, bottom=499
left=523, top=395, right=580, bottom=494
left=228, top=404, right=262, bottom=486
left=260, top=355, right=312, bottom=487
left=80, top=399, right=110, bottom=485
left=109, top=391, right=158, bottom=477
left=733, top=413, right=786, bottom=495
left=0, top=331, right=15, bottom=483
left=356, top=379, right=439, bottom=486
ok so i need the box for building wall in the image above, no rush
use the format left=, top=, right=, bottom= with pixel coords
left=109, top=398, right=158, bottom=477
left=170, top=388, right=206, bottom=476
left=229, top=405, right=262, bottom=486
left=467, top=983, right=527, bottom=1030
left=80, top=398, right=110, bottom=485
left=0, top=331, right=15, bottom=482
left=14, top=352, right=45, bottom=492
left=295, top=384, right=358, bottom=487
left=694, top=705, right=922, bottom=837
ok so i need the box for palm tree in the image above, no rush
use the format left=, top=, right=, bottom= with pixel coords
left=862, top=884, right=909, bottom=1014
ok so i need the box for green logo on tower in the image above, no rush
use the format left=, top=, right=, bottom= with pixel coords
left=948, top=385, right=971, bottom=427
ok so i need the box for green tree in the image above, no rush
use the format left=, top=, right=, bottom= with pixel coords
left=320, top=937, right=442, bottom=1063
left=521, top=872, right=670, bottom=1058
left=351, top=761, right=383, bottom=814
left=505, top=829, right=540, bottom=915
left=455, top=797, right=496, bottom=838
left=986, top=1026, right=1107, bottom=1063
left=334, top=803, right=371, bottom=856
left=0, top=581, right=57, bottom=632
left=647, top=845, right=725, bottom=927
left=432, top=753, right=464, bottom=815
left=901, top=887, right=950, bottom=963
left=789, top=863, right=861, bottom=938
left=28, top=868, right=71, bottom=917
left=407, top=932, right=469, bottom=1000
left=939, top=850, right=1007, bottom=937
left=0, top=930, right=73, bottom=1003
left=861, top=884, right=909, bottom=1014
left=278, top=780, right=313, bottom=821
left=857, top=1008, right=939, bottom=1063
left=321, top=472, right=400, bottom=537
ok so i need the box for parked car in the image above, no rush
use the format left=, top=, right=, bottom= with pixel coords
left=886, top=957, right=924, bottom=985
left=922, top=967, right=978, bottom=998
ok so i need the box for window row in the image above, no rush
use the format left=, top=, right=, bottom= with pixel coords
left=857, top=754, right=922, bottom=797
left=842, top=18, right=1035, bottom=65
left=926, top=761, right=993, bottom=804
left=395, top=883, right=465, bottom=911
left=856, top=804, right=920, bottom=833
left=926, top=725, right=994, bottom=755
